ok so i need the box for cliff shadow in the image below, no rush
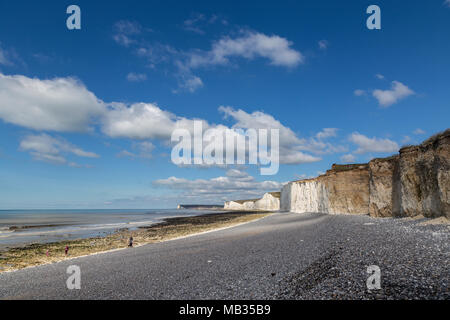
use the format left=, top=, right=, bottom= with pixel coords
left=391, top=157, right=403, bottom=217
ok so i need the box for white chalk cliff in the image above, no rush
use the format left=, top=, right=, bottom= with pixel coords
left=224, top=192, right=280, bottom=211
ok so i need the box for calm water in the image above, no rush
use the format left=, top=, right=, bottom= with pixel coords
left=0, top=209, right=218, bottom=248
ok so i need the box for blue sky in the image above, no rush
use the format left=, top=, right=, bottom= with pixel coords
left=0, top=0, right=449, bottom=209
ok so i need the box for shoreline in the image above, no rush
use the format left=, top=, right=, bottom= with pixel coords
left=0, top=211, right=272, bottom=273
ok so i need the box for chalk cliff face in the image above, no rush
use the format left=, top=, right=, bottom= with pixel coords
left=282, top=129, right=450, bottom=219
left=254, top=192, right=281, bottom=211
left=368, top=156, right=400, bottom=217
left=396, top=130, right=449, bottom=218
left=224, top=192, right=280, bottom=211
left=281, top=164, right=369, bottom=215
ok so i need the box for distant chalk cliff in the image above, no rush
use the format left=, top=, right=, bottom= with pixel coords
left=224, top=192, right=280, bottom=211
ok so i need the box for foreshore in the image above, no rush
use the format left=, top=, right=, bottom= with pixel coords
left=0, top=211, right=271, bottom=273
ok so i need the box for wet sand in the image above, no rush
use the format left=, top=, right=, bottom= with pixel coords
left=0, top=211, right=271, bottom=272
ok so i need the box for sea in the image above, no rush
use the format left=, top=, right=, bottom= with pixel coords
left=0, top=209, right=218, bottom=249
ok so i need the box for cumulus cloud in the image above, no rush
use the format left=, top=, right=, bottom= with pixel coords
left=219, top=106, right=302, bottom=145
left=112, top=24, right=302, bottom=92
left=340, top=154, right=356, bottom=163
left=349, top=132, right=399, bottom=154
left=19, top=133, right=99, bottom=165
left=102, top=103, right=337, bottom=165
left=102, top=102, right=177, bottom=139
left=175, top=74, right=204, bottom=93
left=173, top=31, right=303, bottom=92
left=219, top=106, right=322, bottom=164
left=219, top=106, right=347, bottom=162
left=126, top=72, right=147, bottom=82
left=223, top=169, right=255, bottom=182
left=0, top=72, right=342, bottom=167
left=101, top=102, right=209, bottom=140
left=316, top=128, right=338, bottom=140
left=0, top=73, right=105, bottom=132
left=372, top=81, right=415, bottom=107
left=188, top=31, right=303, bottom=69
left=153, top=171, right=282, bottom=200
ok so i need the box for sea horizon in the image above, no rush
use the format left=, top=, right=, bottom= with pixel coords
left=0, top=208, right=221, bottom=248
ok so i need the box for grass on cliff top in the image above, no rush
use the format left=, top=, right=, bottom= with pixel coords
left=0, top=211, right=271, bottom=273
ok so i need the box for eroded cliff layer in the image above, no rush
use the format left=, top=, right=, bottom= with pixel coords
left=282, top=129, right=449, bottom=218
left=397, top=130, right=449, bottom=218
left=280, top=164, right=369, bottom=214
left=368, top=156, right=400, bottom=217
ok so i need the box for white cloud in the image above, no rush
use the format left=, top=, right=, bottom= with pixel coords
left=0, top=73, right=105, bottom=132
left=101, top=102, right=210, bottom=141
left=444, top=0, right=450, bottom=8
left=112, top=27, right=302, bottom=92
left=102, top=102, right=178, bottom=139
left=19, top=133, right=99, bottom=165
left=340, top=154, right=356, bottom=163
left=219, top=106, right=341, bottom=163
left=153, top=171, right=282, bottom=200
left=318, top=40, right=328, bottom=50
left=126, top=72, right=147, bottom=82
left=401, top=136, right=411, bottom=144
left=188, top=31, right=303, bottom=69
left=375, top=73, right=384, bottom=80
left=113, top=20, right=142, bottom=47
left=174, top=31, right=303, bottom=92
left=225, top=168, right=250, bottom=179
left=101, top=104, right=339, bottom=164
left=372, top=81, right=415, bottom=107
left=349, top=132, right=399, bottom=154
left=354, top=89, right=366, bottom=96
left=219, top=106, right=302, bottom=146
left=0, top=72, right=339, bottom=167
left=316, top=128, right=338, bottom=140
left=176, top=74, right=203, bottom=93
left=413, top=128, right=425, bottom=135
left=279, top=151, right=321, bottom=164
